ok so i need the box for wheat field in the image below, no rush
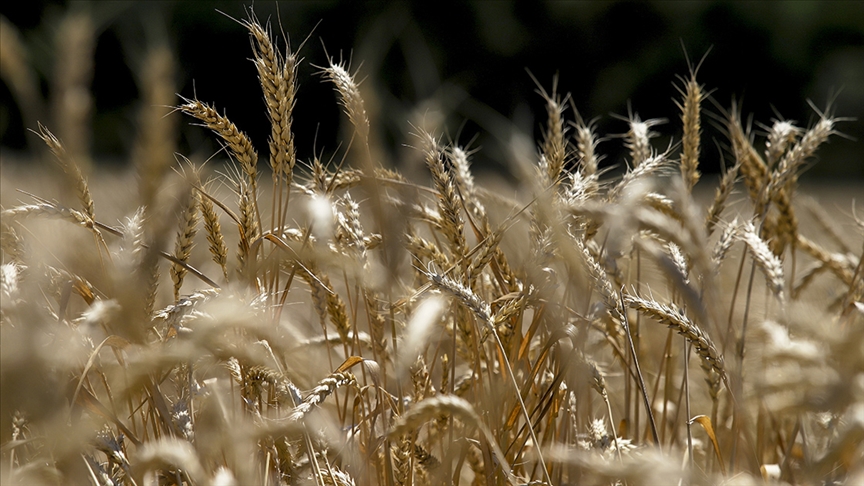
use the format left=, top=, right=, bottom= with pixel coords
left=1, top=7, right=863, bottom=486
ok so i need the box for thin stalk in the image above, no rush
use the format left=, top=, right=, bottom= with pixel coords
left=619, top=288, right=661, bottom=447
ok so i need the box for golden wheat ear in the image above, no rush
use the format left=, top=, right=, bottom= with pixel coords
left=675, top=49, right=709, bottom=192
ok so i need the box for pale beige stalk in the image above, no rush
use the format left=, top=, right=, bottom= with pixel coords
left=52, top=11, right=94, bottom=171
left=133, top=47, right=177, bottom=210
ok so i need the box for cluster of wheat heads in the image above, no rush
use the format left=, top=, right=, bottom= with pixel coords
left=2, top=9, right=863, bottom=486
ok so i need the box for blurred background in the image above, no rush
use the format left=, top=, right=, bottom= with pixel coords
left=2, top=0, right=863, bottom=180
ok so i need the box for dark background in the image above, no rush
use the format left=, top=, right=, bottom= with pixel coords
left=2, top=1, right=863, bottom=180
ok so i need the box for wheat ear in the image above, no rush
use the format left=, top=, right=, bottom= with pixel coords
left=675, top=68, right=704, bottom=191
left=34, top=123, right=95, bottom=221
left=170, top=188, right=199, bottom=302
left=705, top=160, right=740, bottom=236
left=623, top=292, right=727, bottom=382
left=728, top=107, right=768, bottom=204
left=536, top=76, right=568, bottom=186
left=287, top=371, right=356, bottom=422
left=320, top=59, right=370, bottom=143
left=739, top=221, right=786, bottom=302
left=419, top=132, right=468, bottom=265
left=764, top=120, right=801, bottom=168
left=623, top=112, right=664, bottom=168
left=388, top=395, right=517, bottom=485
left=195, top=178, right=229, bottom=282
left=571, top=110, right=602, bottom=196
left=425, top=268, right=552, bottom=484
left=179, top=98, right=259, bottom=195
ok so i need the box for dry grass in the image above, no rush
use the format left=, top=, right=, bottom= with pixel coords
left=2, top=7, right=863, bottom=486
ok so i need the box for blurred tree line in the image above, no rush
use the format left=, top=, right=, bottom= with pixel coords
left=2, top=0, right=862, bottom=179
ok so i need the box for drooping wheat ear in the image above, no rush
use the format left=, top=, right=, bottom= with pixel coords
left=623, top=292, right=726, bottom=380
left=491, top=289, right=527, bottom=337
left=2, top=203, right=91, bottom=228
left=405, top=227, right=452, bottom=272
left=196, top=179, right=229, bottom=282
left=643, top=191, right=677, bottom=218
left=35, top=123, right=95, bottom=221
left=170, top=189, right=199, bottom=302
left=427, top=269, right=493, bottom=328
left=320, top=59, right=370, bottom=143
left=764, top=120, right=801, bottom=168
left=728, top=107, right=768, bottom=204
left=419, top=132, right=468, bottom=265
left=179, top=98, right=259, bottom=193
left=242, top=364, right=302, bottom=405
left=52, top=11, right=94, bottom=170
left=705, top=160, right=740, bottom=236
left=739, top=221, right=786, bottom=301
left=607, top=149, right=671, bottom=202
left=133, top=47, right=177, bottom=210
left=675, top=70, right=704, bottom=191
left=388, top=395, right=514, bottom=483
left=287, top=371, right=356, bottom=422
left=795, top=234, right=855, bottom=287
left=574, top=237, right=623, bottom=321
